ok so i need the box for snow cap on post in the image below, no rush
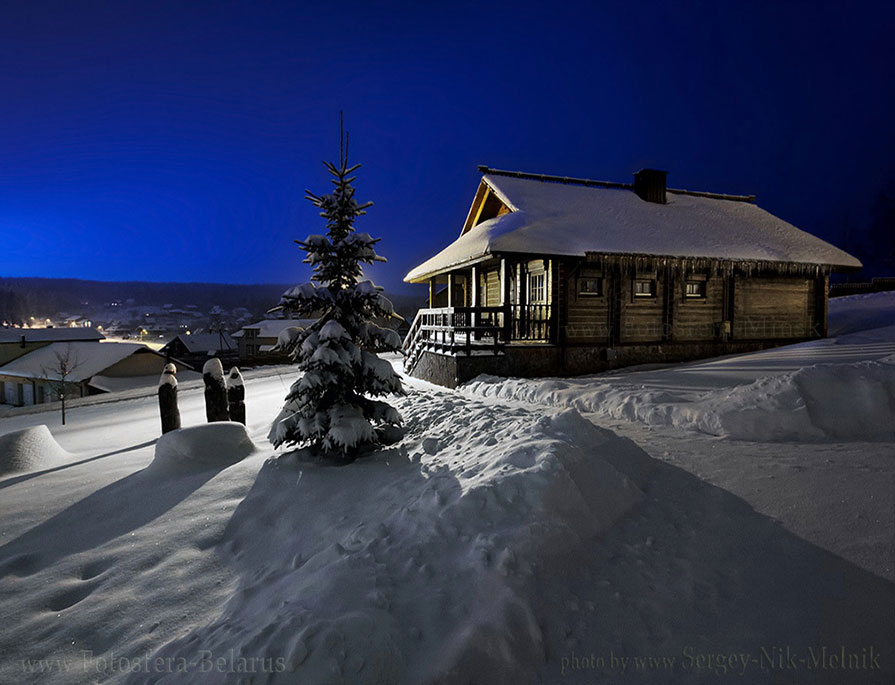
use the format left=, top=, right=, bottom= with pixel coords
left=202, top=358, right=225, bottom=380
left=228, top=366, right=244, bottom=386
left=159, top=363, right=177, bottom=387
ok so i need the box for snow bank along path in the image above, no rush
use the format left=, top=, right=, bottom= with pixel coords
left=464, top=292, right=895, bottom=442
left=0, top=425, right=71, bottom=475
left=465, top=353, right=895, bottom=442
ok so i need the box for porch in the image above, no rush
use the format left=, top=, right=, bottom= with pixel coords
left=403, top=257, right=558, bottom=374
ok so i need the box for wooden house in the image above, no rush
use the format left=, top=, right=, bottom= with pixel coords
left=402, top=167, right=861, bottom=387
left=0, top=341, right=197, bottom=406
left=159, top=332, right=238, bottom=372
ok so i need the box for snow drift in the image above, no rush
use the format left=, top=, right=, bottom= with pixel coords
left=136, top=392, right=651, bottom=683
left=0, top=425, right=70, bottom=476
left=693, top=354, right=895, bottom=441
left=148, top=423, right=257, bottom=473
left=828, top=291, right=895, bottom=336
left=465, top=354, right=895, bottom=442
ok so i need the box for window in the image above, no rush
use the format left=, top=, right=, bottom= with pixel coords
left=685, top=281, right=706, bottom=298
left=634, top=279, right=656, bottom=297
left=579, top=276, right=603, bottom=296
left=529, top=272, right=546, bottom=303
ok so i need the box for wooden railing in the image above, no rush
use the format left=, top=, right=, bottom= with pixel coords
left=402, top=306, right=510, bottom=373
left=402, top=304, right=556, bottom=374
left=510, top=304, right=553, bottom=342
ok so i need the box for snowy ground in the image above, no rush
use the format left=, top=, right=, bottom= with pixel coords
left=0, top=293, right=892, bottom=683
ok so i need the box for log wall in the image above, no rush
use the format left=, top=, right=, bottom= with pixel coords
left=565, top=264, right=611, bottom=343
left=673, top=275, right=725, bottom=341
left=733, top=276, right=814, bottom=340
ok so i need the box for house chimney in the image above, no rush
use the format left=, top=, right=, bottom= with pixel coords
left=634, top=169, right=667, bottom=204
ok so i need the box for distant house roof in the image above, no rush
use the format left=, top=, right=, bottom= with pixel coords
left=163, top=333, right=236, bottom=355
left=0, top=327, right=104, bottom=344
left=232, top=319, right=317, bottom=339
left=0, top=342, right=159, bottom=382
left=405, top=168, right=862, bottom=282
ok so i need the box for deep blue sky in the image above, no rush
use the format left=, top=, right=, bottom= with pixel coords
left=1, top=1, right=892, bottom=293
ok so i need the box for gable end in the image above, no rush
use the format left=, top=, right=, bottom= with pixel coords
left=461, top=180, right=512, bottom=236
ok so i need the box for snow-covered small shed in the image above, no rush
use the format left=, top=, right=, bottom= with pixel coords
left=403, top=166, right=862, bottom=387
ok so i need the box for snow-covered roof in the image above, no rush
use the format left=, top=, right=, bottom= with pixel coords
left=233, top=319, right=317, bottom=339
left=0, top=327, right=104, bottom=344
left=405, top=171, right=861, bottom=282
left=0, top=342, right=159, bottom=382
left=166, top=333, right=236, bottom=354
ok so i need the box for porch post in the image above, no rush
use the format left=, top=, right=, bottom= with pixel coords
left=446, top=272, right=453, bottom=308
left=519, top=261, right=528, bottom=339
left=428, top=277, right=436, bottom=307
left=500, top=257, right=512, bottom=342
left=470, top=265, right=479, bottom=333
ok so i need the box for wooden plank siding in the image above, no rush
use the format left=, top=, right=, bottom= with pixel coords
left=620, top=271, right=665, bottom=343
left=565, top=262, right=612, bottom=343
left=674, top=275, right=725, bottom=341
left=733, top=275, right=815, bottom=340
left=554, top=259, right=566, bottom=346
left=483, top=269, right=501, bottom=308
left=559, top=259, right=826, bottom=347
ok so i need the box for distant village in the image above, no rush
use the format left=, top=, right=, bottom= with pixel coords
left=0, top=292, right=415, bottom=409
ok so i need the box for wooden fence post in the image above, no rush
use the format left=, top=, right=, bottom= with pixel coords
left=227, top=367, right=246, bottom=425
left=203, top=358, right=229, bottom=422
left=158, top=363, right=181, bottom=434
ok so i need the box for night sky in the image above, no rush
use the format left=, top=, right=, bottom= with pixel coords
left=1, top=1, right=892, bottom=294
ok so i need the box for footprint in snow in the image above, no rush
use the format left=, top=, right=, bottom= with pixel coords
left=422, top=437, right=442, bottom=455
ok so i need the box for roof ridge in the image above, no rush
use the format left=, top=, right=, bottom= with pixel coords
left=478, top=165, right=631, bottom=191
left=478, top=165, right=756, bottom=203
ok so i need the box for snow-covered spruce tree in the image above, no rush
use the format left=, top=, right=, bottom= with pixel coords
left=268, top=130, right=403, bottom=457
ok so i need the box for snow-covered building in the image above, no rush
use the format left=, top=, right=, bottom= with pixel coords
left=0, top=341, right=177, bottom=406
left=232, top=319, right=316, bottom=363
left=0, top=327, right=104, bottom=366
left=403, top=166, right=862, bottom=387
left=159, top=332, right=238, bottom=371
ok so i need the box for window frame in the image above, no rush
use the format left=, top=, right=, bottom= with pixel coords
left=684, top=280, right=707, bottom=299
left=528, top=272, right=546, bottom=304
left=633, top=278, right=656, bottom=298
left=578, top=275, right=604, bottom=297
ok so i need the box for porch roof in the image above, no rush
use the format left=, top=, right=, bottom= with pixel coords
left=404, top=170, right=861, bottom=282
